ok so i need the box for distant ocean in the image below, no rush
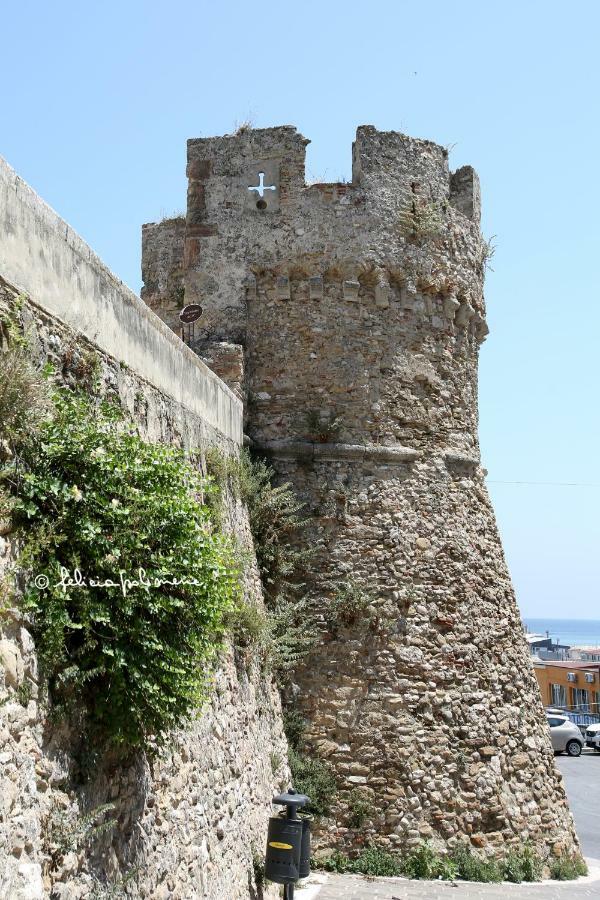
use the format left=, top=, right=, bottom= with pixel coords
left=523, top=618, right=600, bottom=649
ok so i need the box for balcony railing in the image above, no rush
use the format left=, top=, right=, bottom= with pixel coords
left=545, top=704, right=600, bottom=731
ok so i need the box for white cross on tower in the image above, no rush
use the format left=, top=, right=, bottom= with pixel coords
left=248, top=171, right=276, bottom=198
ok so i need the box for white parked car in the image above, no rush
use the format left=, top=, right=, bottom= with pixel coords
left=546, top=714, right=583, bottom=756
left=585, top=722, right=600, bottom=752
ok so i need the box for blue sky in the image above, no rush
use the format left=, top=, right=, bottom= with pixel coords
left=3, top=1, right=599, bottom=618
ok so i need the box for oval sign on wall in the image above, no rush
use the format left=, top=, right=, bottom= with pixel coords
left=179, top=304, right=203, bottom=324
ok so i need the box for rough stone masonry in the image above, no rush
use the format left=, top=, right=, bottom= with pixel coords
left=142, top=126, right=579, bottom=860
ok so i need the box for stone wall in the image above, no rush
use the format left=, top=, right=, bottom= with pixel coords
left=140, top=217, right=185, bottom=336
left=0, top=159, right=239, bottom=444
left=0, top=157, right=287, bottom=899
left=141, top=125, right=579, bottom=862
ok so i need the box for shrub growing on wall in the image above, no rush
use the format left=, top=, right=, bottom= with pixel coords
left=3, top=390, right=239, bottom=748
left=205, top=448, right=316, bottom=674
left=205, top=448, right=307, bottom=604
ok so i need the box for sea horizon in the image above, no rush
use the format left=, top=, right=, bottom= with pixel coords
left=522, top=617, right=600, bottom=648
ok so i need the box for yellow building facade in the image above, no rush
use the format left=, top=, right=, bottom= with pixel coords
left=533, top=660, right=600, bottom=713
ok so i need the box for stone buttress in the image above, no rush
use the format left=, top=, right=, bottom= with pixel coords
left=142, top=126, right=579, bottom=859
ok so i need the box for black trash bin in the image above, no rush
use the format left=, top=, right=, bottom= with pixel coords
left=264, top=789, right=310, bottom=898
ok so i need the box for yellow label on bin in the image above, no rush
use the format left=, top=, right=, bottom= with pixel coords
left=268, top=841, right=293, bottom=851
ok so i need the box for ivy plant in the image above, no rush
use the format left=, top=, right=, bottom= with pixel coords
left=4, top=390, right=239, bottom=748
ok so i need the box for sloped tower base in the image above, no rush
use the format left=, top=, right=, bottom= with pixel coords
left=268, top=448, right=577, bottom=855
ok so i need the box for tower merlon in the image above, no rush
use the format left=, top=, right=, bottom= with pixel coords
left=449, top=165, right=481, bottom=225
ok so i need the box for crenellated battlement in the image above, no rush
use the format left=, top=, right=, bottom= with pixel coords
left=184, top=125, right=479, bottom=224
left=173, top=126, right=486, bottom=348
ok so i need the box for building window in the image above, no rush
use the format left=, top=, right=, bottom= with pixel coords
left=572, top=688, right=590, bottom=711
left=550, top=684, right=567, bottom=707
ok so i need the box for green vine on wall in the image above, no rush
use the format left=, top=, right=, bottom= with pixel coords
left=2, top=388, right=239, bottom=749
left=205, top=448, right=308, bottom=603
left=205, top=448, right=317, bottom=675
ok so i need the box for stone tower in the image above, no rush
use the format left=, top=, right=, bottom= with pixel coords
left=142, top=126, right=578, bottom=859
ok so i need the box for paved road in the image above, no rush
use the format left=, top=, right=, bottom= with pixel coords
left=302, top=870, right=600, bottom=899
left=297, top=748, right=600, bottom=899
left=557, top=747, right=600, bottom=859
